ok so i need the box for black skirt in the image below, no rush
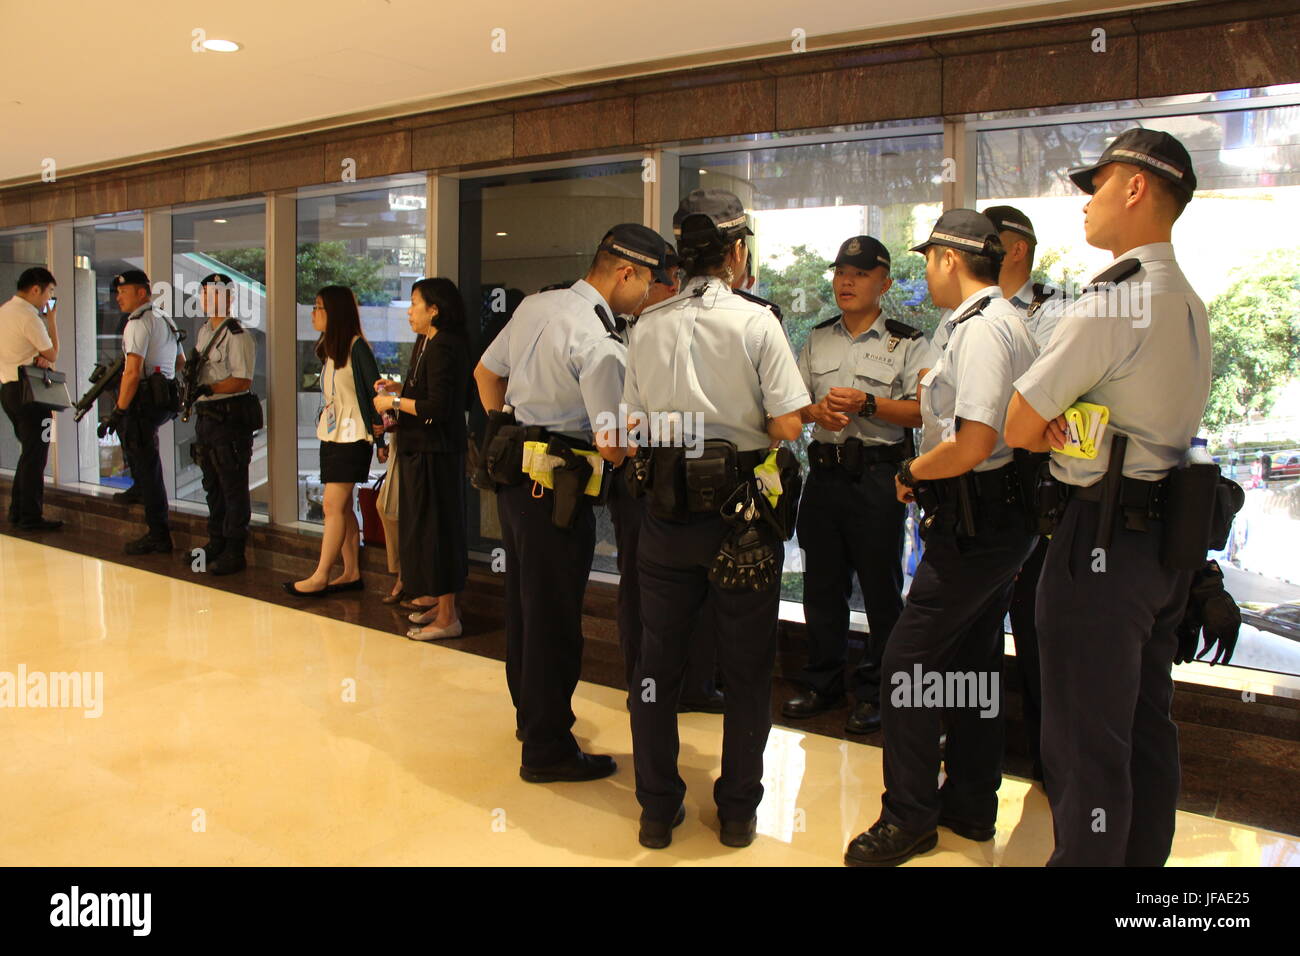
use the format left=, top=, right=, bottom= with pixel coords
left=398, top=450, right=468, bottom=597
left=319, top=439, right=373, bottom=484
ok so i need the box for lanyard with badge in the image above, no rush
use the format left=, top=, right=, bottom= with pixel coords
left=320, top=362, right=339, bottom=433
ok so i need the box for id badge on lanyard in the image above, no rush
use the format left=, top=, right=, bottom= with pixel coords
left=323, top=366, right=338, bottom=433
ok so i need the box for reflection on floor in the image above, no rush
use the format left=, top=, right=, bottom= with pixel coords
left=1, top=536, right=1295, bottom=867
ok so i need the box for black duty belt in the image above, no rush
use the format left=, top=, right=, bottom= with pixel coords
left=1066, top=474, right=1168, bottom=523
left=808, top=439, right=906, bottom=476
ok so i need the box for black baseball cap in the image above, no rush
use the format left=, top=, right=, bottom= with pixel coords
left=597, top=224, right=674, bottom=284
left=910, top=209, right=1001, bottom=257
left=830, top=235, right=890, bottom=272
left=1068, top=127, right=1197, bottom=198
left=981, top=205, right=1036, bottom=242
left=673, top=189, right=753, bottom=247
left=199, top=272, right=235, bottom=288
left=110, top=269, right=150, bottom=291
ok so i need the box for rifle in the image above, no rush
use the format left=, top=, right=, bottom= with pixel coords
left=180, top=318, right=236, bottom=423
left=72, top=356, right=125, bottom=422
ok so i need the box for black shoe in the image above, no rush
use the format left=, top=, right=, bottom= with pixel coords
left=520, top=752, right=617, bottom=784
left=639, top=804, right=686, bottom=849
left=938, top=814, right=996, bottom=842
left=678, top=690, right=725, bottom=714
left=282, top=581, right=331, bottom=598
left=515, top=728, right=524, bottom=742
left=197, top=538, right=227, bottom=561
left=781, top=688, right=845, bottom=719
left=719, top=814, right=758, bottom=848
left=17, top=518, right=63, bottom=531
left=845, top=700, right=882, bottom=734
left=328, top=577, right=364, bottom=594
left=125, top=532, right=172, bottom=555
left=112, top=488, right=141, bottom=504
left=844, top=819, right=938, bottom=867
left=209, top=546, right=247, bottom=576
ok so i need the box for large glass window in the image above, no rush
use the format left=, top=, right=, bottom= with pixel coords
left=681, top=132, right=946, bottom=604
left=171, top=201, right=269, bottom=515
left=0, top=229, right=47, bottom=473
left=978, top=102, right=1300, bottom=677
left=458, top=160, right=646, bottom=570
left=71, top=215, right=144, bottom=489
left=295, top=179, right=426, bottom=522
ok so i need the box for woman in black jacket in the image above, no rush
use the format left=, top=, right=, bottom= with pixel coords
left=374, top=277, right=470, bottom=639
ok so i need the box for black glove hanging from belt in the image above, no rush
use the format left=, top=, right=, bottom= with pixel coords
left=1173, top=560, right=1241, bottom=666
left=97, top=406, right=127, bottom=439
left=708, top=483, right=780, bottom=593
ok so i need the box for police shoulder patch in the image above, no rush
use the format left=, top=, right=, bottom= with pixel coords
left=813, top=314, right=840, bottom=330
left=953, top=295, right=992, bottom=326
left=884, top=318, right=923, bottom=340
left=733, top=288, right=783, bottom=322
left=1083, top=258, right=1141, bottom=293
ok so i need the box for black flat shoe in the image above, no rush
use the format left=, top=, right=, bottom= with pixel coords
left=282, top=581, right=331, bottom=597
left=719, top=814, right=758, bottom=848
left=844, top=819, right=938, bottom=867
left=520, top=752, right=617, bottom=784
left=938, top=814, right=996, bottom=842
left=781, top=688, right=846, bottom=719
left=639, top=804, right=686, bottom=849
left=845, top=700, right=882, bottom=735
left=328, top=578, right=364, bottom=594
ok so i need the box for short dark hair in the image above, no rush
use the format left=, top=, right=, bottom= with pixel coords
left=411, top=277, right=466, bottom=331
left=17, top=266, right=55, bottom=292
left=943, top=237, right=1005, bottom=285
left=313, top=285, right=364, bottom=368
left=1146, top=172, right=1192, bottom=222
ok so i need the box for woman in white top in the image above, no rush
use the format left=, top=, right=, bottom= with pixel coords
left=284, top=285, right=385, bottom=597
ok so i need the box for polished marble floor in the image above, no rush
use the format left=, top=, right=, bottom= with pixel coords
left=1, top=536, right=1295, bottom=867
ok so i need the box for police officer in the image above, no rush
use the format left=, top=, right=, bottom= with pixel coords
left=844, top=210, right=1038, bottom=867
left=785, top=236, right=934, bottom=735
left=99, top=270, right=184, bottom=554
left=623, top=189, right=809, bottom=850
left=1006, top=128, right=1209, bottom=866
left=189, top=273, right=259, bottom=575
left=474, top=223, right=672, bottom=783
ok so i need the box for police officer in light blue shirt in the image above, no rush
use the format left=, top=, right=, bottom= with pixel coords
left=99, top=270, right=184, bottom=555
left=784, top=235, right=935, bottom=736
left=474, top=222, right=673, bottom=786
left=845, top=209, right=1038, bottom=867
left=621, top=189, right=809, bottom=851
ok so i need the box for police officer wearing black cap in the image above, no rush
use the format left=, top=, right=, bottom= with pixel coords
left=1007, top=128, right=1209, bottom=866
left=621, top=189, right=809, bottom=850
left=100, top=270, right=184, bottom=554
left=844, top=209, right=1038, bottom=867
left=785, top=236, right=934, bottom=735
left=188, top=273, right=260, bottom=575
left=474, top=222, right=672, bottom=784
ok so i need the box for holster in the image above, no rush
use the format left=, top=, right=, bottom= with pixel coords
left=647, top=446, right=687, bottom=522
left=625, top=445, right=651, bottom=499
left=484, top=423, right=527, bottom=488
left=758, top=446, right=803, bottom=541
left=1013, top=449, right=1052, bottom=534
left=1160, top=460, right=1223, bottom=570
left=684, top=440, right=739, bottom=513
left=231, top=393, right=263, bottom=433
left=474, top=408, right=516, bottom=490
left=548, top=440, right=593, bottom=530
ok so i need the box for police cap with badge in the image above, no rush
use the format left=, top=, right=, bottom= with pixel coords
left=110, top=269, right=151, bottom=292
left=1068, top=127, right=1197, bottom=198
left=831, top=235, right=891, bottom=273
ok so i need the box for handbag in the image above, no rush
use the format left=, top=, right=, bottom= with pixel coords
left=18, top=364, right=72, bottom=410
left=375, top=433, right=400, bottom=519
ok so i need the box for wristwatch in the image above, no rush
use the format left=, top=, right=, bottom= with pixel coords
left=390, top=395, right=400, bottom=412
left=859, top=393, right=877, bottom=420
left=897, top=456, right=919, bottom=488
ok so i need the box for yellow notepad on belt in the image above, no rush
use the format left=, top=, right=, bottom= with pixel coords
left=1057, top=402, right=1109, bottom=459
left=521, top=440, right=603, bottom=496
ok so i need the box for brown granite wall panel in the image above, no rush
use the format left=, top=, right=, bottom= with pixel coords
left=124, top=168, right=185, bottom=210
left=635, top=79, right=775, bottom=144
left=184, top=159, right=251, bottom=203
left=1137, top=15, right=1300, bottom=99
left=776, top=58, right=942, bottom=130
left=512, top=98, right=635, bottom=158
left=28, top=184, right=75, bottom=223
left=411, top=114, right=513, bottom=170
left=942, top=35, right=1138, bottom=116
left=248, top=146, right=326, bottom=192
left=322, top=131, right=412, bottom=182
left=0, top=191, right=31, bottom=228
left=75, top=178, right=130, bottom=217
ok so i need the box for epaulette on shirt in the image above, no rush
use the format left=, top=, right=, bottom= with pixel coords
left=953, top=295, right=992, bottom=326
left=593, top=304, right=625, bottom=342
left=1081, top=258, right=1141, bottom=295
left=1026, top=282, right=1061, bottom=319
left=813, top=315, right=840, bottom=330
left=227, top=321, right=245, bottom=334
left=733, top=288, right=783, bottom=322
left=539, top=280, right=576, bottom=293
left=884, top=319, right=922, bottom=340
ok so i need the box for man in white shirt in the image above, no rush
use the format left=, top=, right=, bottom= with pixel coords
left=0, top=267, right=61, bottom=531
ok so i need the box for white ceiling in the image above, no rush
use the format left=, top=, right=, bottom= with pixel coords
left=7, top=0, right=1174, bottom=184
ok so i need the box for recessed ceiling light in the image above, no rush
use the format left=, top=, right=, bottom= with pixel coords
left=201, top=39, right=241, bottom=53
left=213, top=218, right=228, bottom=224
left=699, top=169, right=708, bottom=174
left=495, top=232, right=508, bottom=236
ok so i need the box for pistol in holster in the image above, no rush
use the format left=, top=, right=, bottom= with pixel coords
left=547, top=440, right=593, bottom=530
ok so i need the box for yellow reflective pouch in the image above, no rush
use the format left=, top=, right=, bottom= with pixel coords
left=754, top=449, right=782, bottom=508
left=1057, top=401, right=1109, bottom=460
left=520, top=440, right=603, bottom=495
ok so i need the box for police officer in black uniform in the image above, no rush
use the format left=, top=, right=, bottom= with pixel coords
left=785, top=236, right=934, bottom=735
left=188, top=273, right=260, bottom=575
left=99, top=270, right=184, bottom=554
left=622, top=189, right=809, bottom=850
